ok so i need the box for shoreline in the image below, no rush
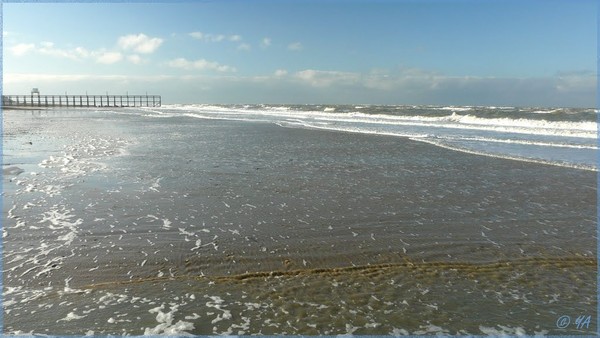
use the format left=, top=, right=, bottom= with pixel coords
left=276, top=118, right=598, bottom=172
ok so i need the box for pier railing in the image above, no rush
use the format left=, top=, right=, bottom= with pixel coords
left=2, top=94, right=161, bottom=108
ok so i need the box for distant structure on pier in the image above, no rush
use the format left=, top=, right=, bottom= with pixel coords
left=2, top=89, right=161, bottom=108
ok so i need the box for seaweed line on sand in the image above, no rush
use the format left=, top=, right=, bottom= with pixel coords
left=79, top=254, right=595, bottom=290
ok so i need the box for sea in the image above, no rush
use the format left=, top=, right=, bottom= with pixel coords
left=2, top=104, right=597, bottom=335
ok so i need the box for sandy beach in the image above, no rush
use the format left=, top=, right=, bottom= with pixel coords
left=2, top=108, right=596, bottom=335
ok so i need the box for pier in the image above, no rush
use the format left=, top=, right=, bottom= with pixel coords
left=2, top=94, right=161, bottom=108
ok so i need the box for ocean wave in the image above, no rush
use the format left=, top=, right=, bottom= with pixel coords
left=430, top=106, right=474, bottom=111
left=159, top=105, right=596, bottom=138
left=415, top=137, right=598, bottom=172
left=275, top=119, right=597, bottom=170
left=305, top=112, right=596, bottom=139
left=149, top=104, right=597, bottom=169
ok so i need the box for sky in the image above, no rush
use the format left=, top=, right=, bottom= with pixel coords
left=1, top=0, right=597, bottom=107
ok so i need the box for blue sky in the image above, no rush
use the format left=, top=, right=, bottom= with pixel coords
left=2, top=0, right=597, bottom=107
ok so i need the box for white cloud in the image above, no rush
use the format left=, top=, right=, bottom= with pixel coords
left=74, top=47, right=90, bottom=59
left=189, top=31, right=204, bottom=40
left=127, top=54, right=143, bottom=64
left=6, top=73, right=103, bottom=83
left=237, top=43, right=251, bottom=51
left=10, top=38, right=149, bottom=65
left=555, top=71, right=595, bottom=93
left=294, top=69, right=359, bottom=87
left=17, top=34, right=159, bottom=65
left=189, top=31, right=243, bottom=43
left=212, top=34, right=226, bottom=42
left=4, top=68, right=594, bottom=107
left=167, top=58, right=192, bottom=69
left=39, top=44, right=90, bottom=60
left=287, top=42, right=303, bottom=51
left=274, top=68, right=593, bottom=106
left=10, top=43, right=35, bottom=56
left=9, top=41, right=92, bottom=61
left=96, top=51, right=123, bottom=64
left=3, top=73, right=176, bottom=97
left=118, top=33, right=163, bottom=54
left=167, top=57, right=236, bottom=72
left=229, top=35, right=242, bottom=42
left=261, top=38, right=272, bottom=48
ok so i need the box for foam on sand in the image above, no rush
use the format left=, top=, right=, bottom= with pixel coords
left=144, top=303, right=195, bottom=335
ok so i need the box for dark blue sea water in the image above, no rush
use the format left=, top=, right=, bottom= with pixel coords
left=2, top=105, right=596, bottom=335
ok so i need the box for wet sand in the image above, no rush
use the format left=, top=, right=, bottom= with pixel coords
left=2, top=109, right=597, bottom=335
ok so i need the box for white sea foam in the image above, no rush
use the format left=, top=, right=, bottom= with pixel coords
left=57, top=311, right=87, bottom=322
left=434, top=135, right=597, bottom=150
left=162, top=218, right=172, bottom=229
left=306, top=112, right=596, bottom=139
left=35, top=135, right=128, bottom=183
left=431, top=106, right=473, bottom=111
left=478, top=325, right=542, bottom=336
left=160, top=104, right=596, bottom=139
left=206, top=295, right=232, bottom=325
left=390, top=327, right=410, bottom=335
left=531, top=109, right=560, bottom=114
left=412, top=323, right=450, bottom=335
left=416, top=137, right=597, bottom=171
left=144, top=303, right=195, bottom=335
left=35, top=207, right=83, bottom=249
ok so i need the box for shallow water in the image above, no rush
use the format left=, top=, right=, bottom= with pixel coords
left=2, top=108, right=597, bottom=335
